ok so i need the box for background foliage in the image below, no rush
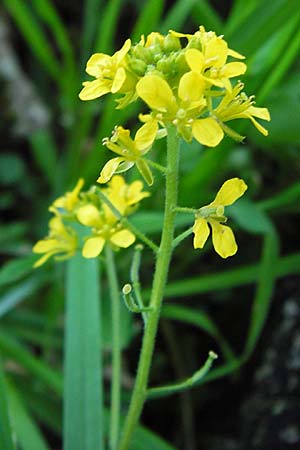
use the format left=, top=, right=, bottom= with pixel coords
left=0, top=0, right=299, bottom=448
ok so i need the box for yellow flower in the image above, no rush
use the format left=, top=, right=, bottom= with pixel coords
left=98, top=121, right=158, bottom=186
left=193, top=178, right=247, bottom=258
left=76, top=203, right=135, bottom=258
left=79, top=39, right=133, bottom=101
left=184, top=47, right=246, bottom=91
left=76, top=176, right=148, bottom=258
left=137, top=73, right=225, bottom=145
left=52, top=178, right=84, bottom=212
left=213, top=82, right=271, bottom=137
left=102, top=175, right=150, bottom=218
left=33, top=209, right=77, bottom=267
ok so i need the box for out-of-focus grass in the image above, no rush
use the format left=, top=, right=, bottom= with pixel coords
left=0, top=0, right=300, bottom=448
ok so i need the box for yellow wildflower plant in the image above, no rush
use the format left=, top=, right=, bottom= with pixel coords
left=79, top=39, right=136, bottom=102
left=52, top=178, right=84, bottom=212
left=33, top=208, right=77, bottom=267
left=193, top=178, right=247, bottom=258
left=98, top=121, right=158, bottom=185
left=77, top=176, right=149, bottom=258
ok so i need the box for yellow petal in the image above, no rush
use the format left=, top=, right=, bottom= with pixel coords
left=110, top=229, right=135, bottom=248
left=127, top=180, right=150, bottom=205
left=193, top=217, right=210, bottom=249
left=82, top=237, right=105, bottom=258
left=247, top=106, right=271, bottom=121
left=221, top=62, right=247, bottom=78
left=248, top=116, right=269, bottom=136
left=205, top=38, right=227, bottom=67
left=178, top=71, right=205, bottom=102
left=85, top=53, right=110, bottom=77
left=34, top=251, right=57, bottom=268
left=227, top=48, right=245, bottom=59
left=111, top=67, right=126, bottom=93
left=135, top=121, right=158, bottom=151
left=192, top=118, right=224, bottom=147
left=79, top=79, right=111, bottom=100
left=210, top=178, right=248, bottom=207
left=136, top=75, right=175, bottom=111
left=185, top=49, right=205, bottom=72
left=77, top=204, right=102, bottom=227
left=113, top=39, right=131, bottom=64
left=33, top=239, right=59, bottom=253
left=97, top=157, right=127, bottom=184
left=210, top=220, right=237, bottom=258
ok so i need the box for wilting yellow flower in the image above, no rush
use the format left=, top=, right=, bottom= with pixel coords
left=33, top=209, right=77, bottom=267
left=193, top=178, right=247, bottom=258
left=98, top=121, right=158, bottom=185
left=52, top=178, right=84, bottom=212
left=77, top=203, right=135, bottom=258
left=79, top=39, right=134, bottom=101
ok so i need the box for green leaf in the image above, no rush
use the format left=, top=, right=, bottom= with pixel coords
left=131, top=424, right=177, bottom=450
left=148, top=252, right=300, bottom=299
left=6, top=381, right=50, bottom=450
left=0, top=256, right=37, bottom=288
left=160, top=0, right=197, bottom=32
left=63, top=255, right=104, bottom=450
left=0, top=330, right=62, bottom=394
left=0, top=358, right=15, bottom=450
left=161, top=304, right=235, bottom=363
left=228, top=199, right=273, bottom=234
left=245, top=229, right=279, bottom=356
left=0, top=276, right=47, bottom=318
left=29, top=131, right=58, bottom=188
left=3, top=0, right=61, bottom=82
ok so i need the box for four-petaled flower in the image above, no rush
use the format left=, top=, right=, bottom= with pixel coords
left=79, top=39, right=134, bottom=101
left=193, top=178, right=247, bottom=258
left=98, top=122, right=158, bottom=186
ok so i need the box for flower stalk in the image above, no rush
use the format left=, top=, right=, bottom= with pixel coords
left=118, top=126, right=180, bottom=450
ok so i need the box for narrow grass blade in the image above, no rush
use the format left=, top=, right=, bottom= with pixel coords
left=0, top=358, right=15, bottom=450
left=30, top=0, right=75, bottom=73
left=193, top=1, right=223, bottom=33
left=81, top=0, right=103, bottom=61
left=94, top=0, right=122, bottom=54
left=63, top=254, right=103, bottom=450
left=244, top=230, right=279, bottom=356
left=29, top=130, right=58, bottom=188
left=146, top=253, right=300, bottom=299
left=3, top=0, right=61, bottom=82
left=131, top=0, right=164, bottom=42
left=160, top=0, right=197, bottom=32
left=161, top=304, right=235, bottom=363
left=6, top=381, right=50, bottom=450
left=0, top=330, right=62, bottom=394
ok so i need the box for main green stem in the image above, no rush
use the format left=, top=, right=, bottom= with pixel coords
left=105, top=245, right=121, bottom=450
left=118, top=126, right=180, bottom=450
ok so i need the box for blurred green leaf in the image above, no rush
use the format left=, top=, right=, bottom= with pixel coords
left=0, top=255, right=37, bottom=288
left=6, top=381, right=50, bottom=450
left=0, top=153, right=26, bottom=186
left=3, top=0, right=61, bottom=82
left=228, top=199, right=273, bottom=234
left=131, top=0, right=164, bottom=42
left=0, top=358, right=15, bottom=450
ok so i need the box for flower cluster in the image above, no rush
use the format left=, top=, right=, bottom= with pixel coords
left=80, top=27, right=270, bottom=184
left=33, top=176, right=149, bottom=266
